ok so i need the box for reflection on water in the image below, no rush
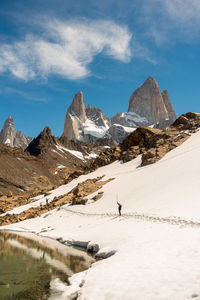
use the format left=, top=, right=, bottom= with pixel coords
left=0, top=230, right=94, bottom=300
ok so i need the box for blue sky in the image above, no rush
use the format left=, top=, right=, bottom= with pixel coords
left=0, top=0, right=200, bottom=138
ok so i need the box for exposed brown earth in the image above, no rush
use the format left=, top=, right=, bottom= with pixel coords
left=0, top=176, right=113, bottom=226
left=0, top=144, right=59, bottom=196
left=0, top=126, right=97, bottom=195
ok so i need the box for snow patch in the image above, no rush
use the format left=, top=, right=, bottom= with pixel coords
left=84, top=152, right=98, bottom=159
left=55, top=144, right=85, bottom=161
left=83, top=118, right=108, bottom=138
left=5, top=138, right=11, bottom=145
left=113, top=123, right=136, bottom=133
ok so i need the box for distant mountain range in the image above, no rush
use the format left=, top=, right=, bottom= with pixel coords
left=63, top=76, right=177, bottom=143
left=0, top=76, right=177, bottom=149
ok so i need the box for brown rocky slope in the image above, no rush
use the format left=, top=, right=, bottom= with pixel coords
left=86, top=113, right=200, bottom=170
left=0, top=127, right=95, bottom=212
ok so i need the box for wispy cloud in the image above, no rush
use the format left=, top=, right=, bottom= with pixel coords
left=0, top=19, right=132, bottom=81
left=140, top=0, right=200, bottom=45
left=1, top=86, right=49, bottom=102
left=132, top=38, right=157, bottom=64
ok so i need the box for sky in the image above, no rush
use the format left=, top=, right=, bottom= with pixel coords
left=0, top=0, right=200, bottom=138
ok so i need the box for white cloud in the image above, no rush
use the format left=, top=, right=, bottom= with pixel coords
left=0, top=19, right=132, bottom=81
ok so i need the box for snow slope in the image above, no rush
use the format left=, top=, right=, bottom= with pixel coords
left=2, top=130, right=200, bottom=299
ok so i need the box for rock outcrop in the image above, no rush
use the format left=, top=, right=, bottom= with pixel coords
left=0, top=116, right=31, bottom=150
left=128, top=77, right=175, bottom=126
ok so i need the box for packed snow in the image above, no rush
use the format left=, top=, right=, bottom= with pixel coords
left=112, top=123, right=136, bottom=133
left=84, top=152, right=98, bottom=159
left=2, top=130, right=200, bottom=299
left=55, top=144, right=85, bottom=161
left=4, top=138, right=11, bottom=145
left=54, top=143, right=98, bottom=161
left=83, top=118, right=108, bottom=138
left=121, top=111, right=149, bottom=124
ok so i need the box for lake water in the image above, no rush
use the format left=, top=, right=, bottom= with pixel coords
left=0, top=230, right=94, bottom=300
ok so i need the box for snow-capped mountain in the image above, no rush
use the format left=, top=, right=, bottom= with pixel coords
left=63, top=91, right=111, bottom=142
left=62, top=77, right=177, bottom=143
left=0, top=116, right=32, bottom=150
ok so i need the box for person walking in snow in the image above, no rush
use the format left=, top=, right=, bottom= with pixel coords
left=117, top=202, right=122, bottom=216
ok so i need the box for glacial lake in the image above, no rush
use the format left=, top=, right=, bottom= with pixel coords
left=0, top=230, right=94, bottom=300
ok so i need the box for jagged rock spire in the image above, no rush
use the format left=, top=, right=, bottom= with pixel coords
left=0, top=116, right=31, bottom=149
left=67, top=91, right=86, bottom=122
left=128, top=77, right=169, bottom=124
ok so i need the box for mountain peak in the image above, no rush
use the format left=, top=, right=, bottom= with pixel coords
left=0, top=116, right=31, bottom=149
left=67, top=91, right=86, bottom=121
left=145, top=76, right=156, bottom=82
left=4, top=115, right=14, bottom=127
left=41, top=126, right=52, bottom=137
left=26, top=126, right=55, bottom=156
left=128, top=77, right=169, bottom=124
left=143, top=76, right=160, bottom=89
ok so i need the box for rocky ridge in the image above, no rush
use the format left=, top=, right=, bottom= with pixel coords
left=0, top=116, right=31, bottom=150
left=85, top=112, right=200, bottom=171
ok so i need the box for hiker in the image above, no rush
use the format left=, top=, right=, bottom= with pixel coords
left=46, top=198, right=49, bottom=205
left=117, top=201, right=122, bottom=216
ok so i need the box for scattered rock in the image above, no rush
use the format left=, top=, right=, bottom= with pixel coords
left=0, top=176, right=114, bottom=226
